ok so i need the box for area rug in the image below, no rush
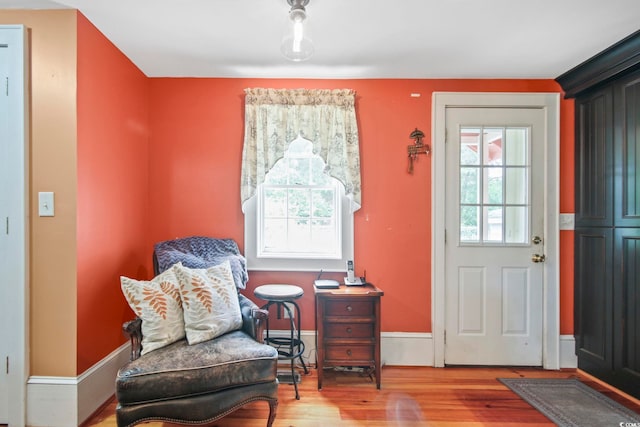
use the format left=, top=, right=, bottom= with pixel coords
left=499, top=378, right=640, bottom=427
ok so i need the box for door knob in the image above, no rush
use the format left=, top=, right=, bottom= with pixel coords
left=532, top=253, right=546, bottom=263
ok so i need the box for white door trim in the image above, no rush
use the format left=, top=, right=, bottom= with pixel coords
left=0, top=24, right=29, bottom=427
left=432, top=92, right=560, bottom=369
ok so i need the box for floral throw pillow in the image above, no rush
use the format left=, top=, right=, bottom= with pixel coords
left=120, top=268, right=185, bottom=355
left=173, top=261, right=243, bottom=345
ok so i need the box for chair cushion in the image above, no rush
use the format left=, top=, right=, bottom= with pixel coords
left=116, top=330, right=278, bottom=406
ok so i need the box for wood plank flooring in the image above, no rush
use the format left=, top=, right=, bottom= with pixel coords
left=84, top=366, right=640, bottom=427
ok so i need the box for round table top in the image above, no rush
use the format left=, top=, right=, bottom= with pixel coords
left=254, top=284, right=304, bottom=301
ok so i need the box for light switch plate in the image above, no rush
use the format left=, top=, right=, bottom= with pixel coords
left=38, top=192, right=55, bottom=217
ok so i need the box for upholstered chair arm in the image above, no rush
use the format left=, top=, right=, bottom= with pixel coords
left=122, top=317, right=142, bottom=361
left=238, top=293, right=268, bottom=343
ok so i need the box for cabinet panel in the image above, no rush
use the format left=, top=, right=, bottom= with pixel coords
left=613, top=228, right=640, bottom=396
left=575, top=88, right=614, bottom=227
left=615, top=72, right=640, bottom=226
left=574, top=228, right=613, bottom=372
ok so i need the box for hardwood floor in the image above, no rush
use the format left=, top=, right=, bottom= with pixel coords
left=84, top=366, right=640, bottom=427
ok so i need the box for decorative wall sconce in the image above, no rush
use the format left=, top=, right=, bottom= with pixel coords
left=407, top=128, right=430, bottom=174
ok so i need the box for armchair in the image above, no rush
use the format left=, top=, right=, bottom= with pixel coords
left=115, top=237, right=278, bottom=427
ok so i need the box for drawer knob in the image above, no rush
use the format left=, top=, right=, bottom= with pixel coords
left=346, top=349, right=352, bottom=356
left=346, top=305, right=353, bottom=312
left=346, top=327, right=352, bottom=334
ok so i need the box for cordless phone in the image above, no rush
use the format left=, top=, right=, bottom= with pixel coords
left=346, top=260, right=355, bottom=282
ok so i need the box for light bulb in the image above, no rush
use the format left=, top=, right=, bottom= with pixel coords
left=281, top=5, right=314, bottom=61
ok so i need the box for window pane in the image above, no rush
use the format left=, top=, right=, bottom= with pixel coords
left=265, top=160, right=288, bottom=185
left=311, top=219, right=335, bottom=252
left=263, top=219, right=286, bottom=250
left=263, top=189, right=286, bottom=217
left=460, top=205, right=479, bottom=242
left=288, top=218, right=310, bottom=250
left=310, top=157, right=330, bottom=185
left=505, top=206, right=528, bottom=243
left=287, top=158, right=310, bottom=185
left=506, top=168, right=527, bottom=205
left=460, top=167, right=479, bottom=204
left=485, top=206, right=503, bottom=242
left=505, top=128, right=528, bottom=166
left=287, top=188, right=310, bottom=218
left=483, top=128, right=503, bottom=165
left=287, top=137, right=313, bottom=156
left=486, top=167, right=503, bottom=204
left=312, top=189, right=335, bottom=218
left=460, top=128, right=480, bottom=165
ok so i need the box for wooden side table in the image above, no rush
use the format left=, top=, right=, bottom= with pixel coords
left=314, top=283, right=384, bottom=389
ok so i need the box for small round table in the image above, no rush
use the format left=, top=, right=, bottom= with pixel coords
left=254, top=284, right=309, bottom=399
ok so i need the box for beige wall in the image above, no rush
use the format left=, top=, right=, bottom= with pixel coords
left=0, top=9, right=77, bottom=376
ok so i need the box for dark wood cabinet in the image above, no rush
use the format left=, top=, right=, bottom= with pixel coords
left=314, top=284, right=383, bottom=390
left=557, top=30, right=640, bottom=398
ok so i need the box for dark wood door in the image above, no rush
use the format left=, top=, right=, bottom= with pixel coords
left=612, top=204, right=640, bottom=398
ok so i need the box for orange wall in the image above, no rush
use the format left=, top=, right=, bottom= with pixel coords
left=147, top=78, right=575, bottom=334
left=1, top=8, right=576, bottom=374
left=76, top=13, right=151, bottom=373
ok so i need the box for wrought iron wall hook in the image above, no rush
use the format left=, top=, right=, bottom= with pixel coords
left=407, top=128, right=430, bottom=174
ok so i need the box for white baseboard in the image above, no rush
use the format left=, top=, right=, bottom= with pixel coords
left=26, top=377, right=78, bottom=427
left=26, top=342, right=130, bottom=427
left=279, top=331, right=575, bottom=369
left=270, top=330, right=433, bottom=367
left=381, top=332, right=433, bottom=366
left=560, top=334, right=577, bottom=368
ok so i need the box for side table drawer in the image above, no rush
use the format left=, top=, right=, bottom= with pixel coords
left=325, top=323, right=373, bottom=338
left=325, top=300, right=373, bottom=316
left=325, top=345, right=373, bottom=362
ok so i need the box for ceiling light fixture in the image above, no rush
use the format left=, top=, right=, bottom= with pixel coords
left=281, top=0, right=314, bottom=62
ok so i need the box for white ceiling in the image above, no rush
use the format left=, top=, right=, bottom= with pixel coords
left=2, top=0, right=639, bottom=79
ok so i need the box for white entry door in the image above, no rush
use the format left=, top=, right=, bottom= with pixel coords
left=444, top=106, right=546, bottom=366
left=0, top=37, right=10, bottom=423
left=0, top=25, right=28, bottom=426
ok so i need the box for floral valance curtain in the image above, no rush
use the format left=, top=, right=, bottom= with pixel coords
left=240, top=88, right=361, bottom=212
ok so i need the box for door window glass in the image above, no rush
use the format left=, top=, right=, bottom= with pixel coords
left=459, top=127, right=530, bottom=245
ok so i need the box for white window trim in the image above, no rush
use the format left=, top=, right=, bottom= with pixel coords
left=244, top=190, right=354, bottom=272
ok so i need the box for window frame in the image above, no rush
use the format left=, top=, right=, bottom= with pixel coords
left=244, top=190, right=354, bottom=272
left=244, top=140, right=354, bottom=272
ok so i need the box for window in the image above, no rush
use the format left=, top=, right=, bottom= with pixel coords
left=459, top=126, right=530, bottom=245
left=241, top=88, right=360, bottom=271
left=244, top=136, right=354, bottom=271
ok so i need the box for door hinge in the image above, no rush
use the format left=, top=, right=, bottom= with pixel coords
left=444, top=229, right=447, bottom=243
left=5, top=77, right=8, bottom=96
left=444, top=330, right=446, bottom=344
left=5, top=356, right=8, bottom=374
left=5, top=217, right=8, bottom=235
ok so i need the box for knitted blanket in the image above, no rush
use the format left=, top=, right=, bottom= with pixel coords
left=154, top=236, right=248, bottom=289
